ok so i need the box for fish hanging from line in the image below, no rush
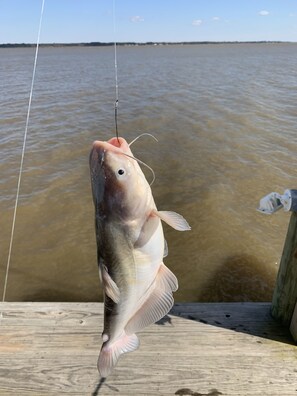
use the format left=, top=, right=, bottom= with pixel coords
left=89, top=136, right=191, bottom=378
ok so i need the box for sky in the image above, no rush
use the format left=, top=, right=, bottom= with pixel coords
left=1, top=0, right=297, bottom=44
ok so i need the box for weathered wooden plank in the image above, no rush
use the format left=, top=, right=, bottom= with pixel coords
left=271, top=211, right=297, bottom=325
left=0, top=302, right=101, bottom=327
left=0, top=302, right=296, bottom=395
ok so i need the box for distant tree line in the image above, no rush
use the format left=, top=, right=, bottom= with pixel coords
left=0, top=41, right=291, bottom=48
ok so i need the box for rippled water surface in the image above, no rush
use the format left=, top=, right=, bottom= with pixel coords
left=1, top=44, right=297, bottom=302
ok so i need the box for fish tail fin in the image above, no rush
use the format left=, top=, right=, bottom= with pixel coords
left=97, top=332, right=139, bottom=378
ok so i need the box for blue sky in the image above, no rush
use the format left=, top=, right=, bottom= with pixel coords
left=1, top=0, right=297, bottom=43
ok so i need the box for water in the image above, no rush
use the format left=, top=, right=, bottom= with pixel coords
left=1, top=43, right=296, bottom=302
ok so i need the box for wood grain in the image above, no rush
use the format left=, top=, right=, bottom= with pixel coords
left=271, top=211, right=297, bottom=325
left=0, top=302, right=296, bottom=395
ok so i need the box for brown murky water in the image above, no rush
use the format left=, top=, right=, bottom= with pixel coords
left=1, top=44, right=296, bottom=302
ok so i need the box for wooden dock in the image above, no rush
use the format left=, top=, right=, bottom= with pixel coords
left=0, top=302, right=296, bottom=395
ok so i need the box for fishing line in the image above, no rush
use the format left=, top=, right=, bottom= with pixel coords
left=1, top=0, right=45, bottom=306
left=113, top=0, right=120, bottom=144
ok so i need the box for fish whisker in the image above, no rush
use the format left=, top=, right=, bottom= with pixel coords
left=129, top=133, right=158, bottom=147
left=119, top=151, right=156, bottom=186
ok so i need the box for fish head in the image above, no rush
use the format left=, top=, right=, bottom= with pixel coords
left=89, top=137, right=152, bottom=220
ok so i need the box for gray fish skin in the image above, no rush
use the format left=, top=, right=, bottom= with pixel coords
left=89, top=137, right=190, bottom=378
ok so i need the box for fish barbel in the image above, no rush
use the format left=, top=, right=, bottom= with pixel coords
left=89, top=136, right=190, bottom=377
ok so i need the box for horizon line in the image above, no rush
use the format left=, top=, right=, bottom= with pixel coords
left=0, top=40, right=295, bottom=48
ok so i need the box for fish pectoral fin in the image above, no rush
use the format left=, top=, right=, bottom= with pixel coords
left=125, top=263, right=178, bottom=335
left=98, top=258, right=104, bottom=283
left=101, top=265, right=120, bottom=304
left=98, top=333, right=139, bottom=378
left=163, top=239, right=168, bottom=258
left=134, top=215, right=159, bottom=248
left=152, top=209, right=191, bottom=231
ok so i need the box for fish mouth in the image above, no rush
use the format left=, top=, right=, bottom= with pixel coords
left=91, top=137, right=130, bottom=154
left=105, top=137, right=123, bottom=148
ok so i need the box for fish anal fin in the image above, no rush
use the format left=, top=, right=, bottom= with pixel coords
left=98, top=333, right=139, bottom=378
left=125, top=263, right=178, bottom=335
left=152, top=209, right=191, bottom=231
left=100, top=265, right=120, bottom=304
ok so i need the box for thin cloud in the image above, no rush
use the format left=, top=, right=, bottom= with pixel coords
left=212, top=16, right=220, bottom=21
left=130, top=16, right=144, bottom=23
left=259, top=10, right=269, bottom=16
left=192, top=19, right=203, bottom=26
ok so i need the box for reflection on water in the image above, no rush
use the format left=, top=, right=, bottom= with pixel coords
left=198, top=254, right=276, bottom=302
left=1, top=44, right=296, bottom=302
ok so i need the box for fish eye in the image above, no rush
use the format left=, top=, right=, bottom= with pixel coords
left=117, top=168, right=125, bottom=176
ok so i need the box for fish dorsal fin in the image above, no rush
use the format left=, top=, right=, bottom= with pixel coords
left=152, top=209, right=191, bottom=231
left=100, top=264, right=120, bottom=304
left=125, top=263, right=178, bottom=335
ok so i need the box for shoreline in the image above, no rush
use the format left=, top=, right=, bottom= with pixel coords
left=0, top=40, right=295, bottom=48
